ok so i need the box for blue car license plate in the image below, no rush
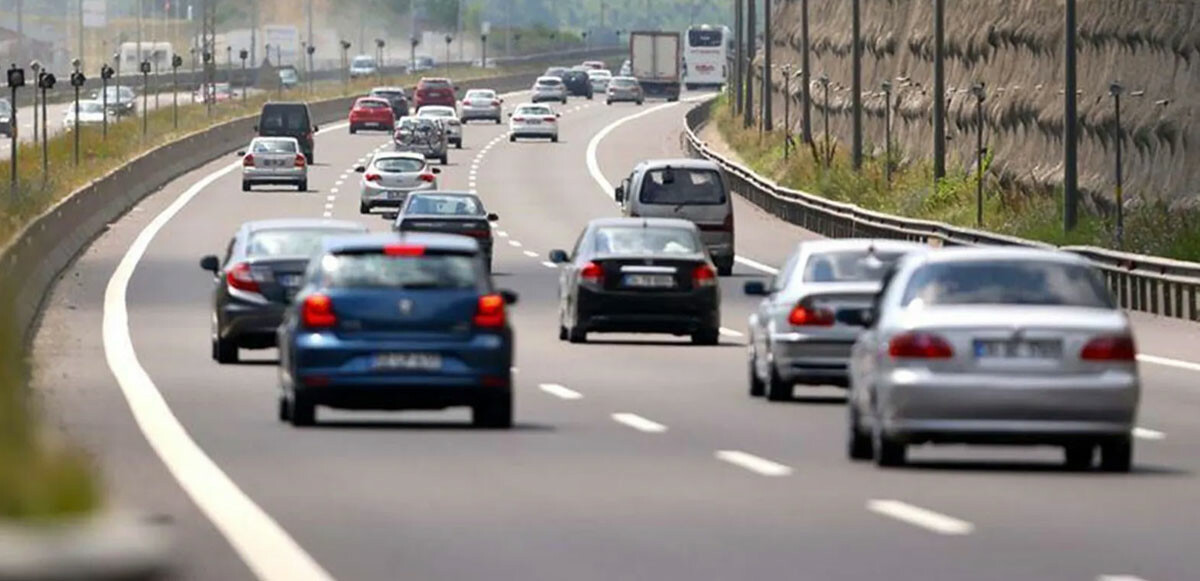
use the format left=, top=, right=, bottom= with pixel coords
left=372, top=352, right=443, bottom=371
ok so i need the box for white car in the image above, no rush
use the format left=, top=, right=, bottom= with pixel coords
left=416, top=105, right=463, bottom=149
left=239, top=137, right=308, bottom=192
left=62, top=100, right=106, bottom=130
left=356, top=151, right=441, bottom=214
left=349, top=55, right=378, bottom=78
left=531, top=76, right=568, bottom=104
left=588, top=69, right=613, bottom=93
left=460, top=89, right=503, bottom=124
left=508, top=103, right=559, bottom=142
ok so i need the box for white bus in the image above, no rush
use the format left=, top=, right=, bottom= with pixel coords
left=683, top=25, right=732, bottom=89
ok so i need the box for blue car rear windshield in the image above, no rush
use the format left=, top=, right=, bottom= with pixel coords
left=901, top=260, right=1114, bottom=308
left=321, top=253, right=479, bottom=289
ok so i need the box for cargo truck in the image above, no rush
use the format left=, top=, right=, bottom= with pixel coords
left=629, top=31, right=681, bottom=102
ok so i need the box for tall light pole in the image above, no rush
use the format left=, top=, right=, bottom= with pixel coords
left=882, top=80, right=893, bottom=187
left=6, top=65, right=24, bottom=194
left=932, top=0, right=946, bottom=180
left=744, top=0, right=755, bottom=129
left=733, top=0, right=743, bottom=115
left=1110, top=81, right=1125, bottom=248
left=850, top=0, right=862, bottom=170
left=29, top=61, right=39, bottom=150
left=762, top=0, right=772, bottom=131
left=306, top=44, right=316, bottom=94
left=71, top=60, right=85, bottom=167
left=972, top=82, right=987, bottom=227
left=819, top=74, right=831, bottom=168
left=77, top=0, right=84, bottom=71
left=800, top=0, right=812, bottom=144
left=782, top=64, right=793, bottom=159
left=1063, top=0, right=1080, bottom=231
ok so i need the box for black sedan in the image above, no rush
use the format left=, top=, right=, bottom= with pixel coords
left=199, top=218, right=368, bottom=363
left=391, top=191, right=499, bottom=271
left=370, top=86, right=411, bottom=119
left=561, top=70, right=594, bottom=99
left=550, top=217, right=721, bottom=345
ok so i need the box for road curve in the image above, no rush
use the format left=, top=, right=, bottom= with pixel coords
left=29, top=88, right=1200, bottom=581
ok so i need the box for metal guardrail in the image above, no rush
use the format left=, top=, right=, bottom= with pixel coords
left=681, top=99, right=1200, bottom=323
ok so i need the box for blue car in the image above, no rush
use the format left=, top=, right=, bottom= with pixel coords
left=276, top=233, right=518, bottom=428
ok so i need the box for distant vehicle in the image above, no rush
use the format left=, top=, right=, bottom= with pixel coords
left=394, top=116, right=449, bottom=165
left=544, top=66, right=569, bottom=79
left=471, top=57, right=498, bottom=69
left=117, top=41, right=174, bottom=74
left=587, top=69, right=613, bottom=93
left=606, top=76, right=644, bottom=105
left=349, top=54, right=378, bottom=78
left=416, top=105, right=463, bottom=149
left=278, top=66, right=300, bottom=89
left=581, top=60, right=606, bottom=70
left=531, top=76, right=567, bottom=104
left=508, top=103, right=560, bottom=143
left=199, top=219, right=368, bottom=364
left=194, top=82, right=235, bottom=104
left=369, top=86, right=411, bottom=118
left=561, top=69, right=593, bottom=99
left=238, top=136, right=309, bottom=192
left=414, top=77, right=458, bottom=110
left=275, top=233, right=519, bottom=428
left=616, top=159, right=734, bottom=275
left=62, top=100, right=106, bottom=129
left=0, top=99, right=13, bottom=137
left=355, top=151, right=441, bottom=214
left=683, top=24, right=732, bottom=89
left=256, top=102, right=317, bottom=163
left=743, top=239, right=929, bottom=401
left=349, top=97, right=397, bottom=134
left=394, top=192, right=499, bottom=270
left=92, top=86, right=137, bottom=116
left=619, top=59, right=632, bottom=76
left=460, top=88, right=503, bottom=124
left=549, top=217, right=721, bottom=345
left=407, top=55, right=436, bottom=73
left=630, top=30, right=682, bottom=101
left=846, top=247, right=1139, bottom=472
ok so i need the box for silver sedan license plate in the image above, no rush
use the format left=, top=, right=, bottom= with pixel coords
left=974, top=340, right=1061, bottom=359
left=624, top=274, right=675, bottom=288
left=372, top=352, right=443, bottom=371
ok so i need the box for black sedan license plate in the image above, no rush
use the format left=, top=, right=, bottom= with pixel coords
left=623, top=274, right=675, bottom=288
left=279, top=274, right=303, bottom=287
left=372, top=352, right=443, bottom=371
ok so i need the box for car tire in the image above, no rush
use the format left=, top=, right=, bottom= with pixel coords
left=241, top=181, right=251, bottom=192
left=298, top=180, right=308, bottom=192
left=587, top=94, right=593, bottom=100
left=715, top=257, right=734, bottom=277
left=1064, top=444, right=1094, bottom=470
left=212, top=336, right=238, bottom=364
left=473, top=394, right=514, bottom=429
left=637, top=100, right=644, bottom=106
left=765, top=365, right=791, bottom=402
left=455, top=140, right=462, bottom=150
left=289, top=393, right=316, bottom=427
left=558, top=325, right=568, bottom=341
left=551, top=135, right=559, bottom=143
left=847, top=404, right=874, bottom=460
left=692, top=327, right=719, bottom=346
left=562, top=98, right=568, bottom=104
left=495, top=117, right=502, bottom=125
left=277, top=395, right=291, bottom=422
left=606, top=100, right=612, bottom=106
left=509, top=134, right=516, bottom=142
left=873, top=426, right=906, bottom=467
left=567, top=319, right=587, bottom=344
left=748, top=357, right=765, bottom=397
left=349, top=125, right=357, bottom=134
left=359, top=202, right=370, bottom=214
left=1099, top=436, right=1133, bottom=472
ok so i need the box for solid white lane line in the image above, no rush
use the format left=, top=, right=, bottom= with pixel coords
left=719, top=327, right=744, bottom=338
left=1097, top=576, right=1149, bottom=581
left=539, top=383, right=582, bottom=400
left=715, top=451, right=793, bottom=477
left=522, top=250, right=538, bottom=258
left=1138, top=354, right=1200, bottom=373
left=735, top=255, right=780, bottom=275
left=612, top=413, right=668, bottom=433
left=100, top=124, right=354, bottom=581
left=1134, top=427, right=1166, bottom=440
left=866, top=500, right=974, bottom=535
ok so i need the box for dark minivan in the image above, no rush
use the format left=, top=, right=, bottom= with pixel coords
left=256, top=102, right=318, bottom=163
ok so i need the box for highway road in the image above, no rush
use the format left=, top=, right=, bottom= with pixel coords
left=29, top=87, right=1200, bottom=581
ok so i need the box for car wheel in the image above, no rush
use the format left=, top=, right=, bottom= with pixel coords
left=748, top=356, right=765, bottom=397
left=637, top=100, right=644, bottom=106
left=692, top=327, right=719, bottom=346
left=277, top=395, right=292, bottom=422
left=765, top=365, right=791, bottom=402
left=441, top=155, right=449, bottom=165
left=567, top=316, right=587, bottom=344
left=847, top=404, right=874, bottom=460
left=1064, top=444, right=1094, bottom=470
left=558, top=324, right=568, bottom=341
left=1099, top=436, right=1133, bottom=472
left=873, top=425, right=906, bottom=467
left=715, top=257, right=734, bottom=277
left=473, top=394, right=513, bottom=429
left=551, top=134, right=559, bottom=143
left=495, top=117, right=502, bottom=125
left=359, top=202, right=370, bottom=214
left=562, top=98, right=568, bottom=104
left=349, top=125, right=357, bottom=134
left=298, top=180, right=308, bottom=192
left=212, top=336, right=238, bottom=364
left=241, top=181, right=251, bottom=192
left=606, top=100, right=612, bottom=106
left=509, top=134, right=516, bottom=142
left=289, top=392, right=316, bottom=427
left=455, top=140, right=462, bottom=150
left=587, top=94, right=593, bottom=100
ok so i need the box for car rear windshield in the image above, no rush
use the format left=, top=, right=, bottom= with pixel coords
left=901, top=260, right=1115, bottom=309
left=611, top=78, right=637, bottom=87
left=247, top=229, right=346, bottom=258
left=0, top=100, right=11, bottom=114
left=593, top=226, right=700, bottom=255
left=323, top=253, right=479, bottom=289
left=357, top=99, right=388, bottom=108
left=260, top=106, right=310, bottom=131
left=352, top=57, right=375, bottom=67
left=421, top=80, right=451, bottom=89
left=466, top=90, right=495, bottom=99
left=803, top=251, right=907, bottom=283
left=372, top=90, right=404, bottom=99
left=517, top=106, right=553, bottom=116
left=420, top=108, right=454, bottom=117
left=251, top=139, right=298, bottom=153
left=639, top=168, right=726, bottom=205
left=536, top=78, right=562, bottom=86
left=406, top=195, right=483, bottom=216
left=373, top=157, right=425, bottom=172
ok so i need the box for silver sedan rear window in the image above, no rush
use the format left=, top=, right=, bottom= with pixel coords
left=902, top=260, right=1114, bottom=308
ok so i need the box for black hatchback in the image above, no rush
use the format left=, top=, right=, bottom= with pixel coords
left=561, top=70, right=594, bottom=99
left=256, top=102, right=318, bottom=163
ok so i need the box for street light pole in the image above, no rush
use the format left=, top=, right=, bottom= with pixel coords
left=1064, top=0, right=1080, bottom=231
left=932, top=0, right=946, bottom=180
left=6, top=65, right=24, bottom=194
left=733, top=0, right=742, bottom=115
left=782, top=64, right=792, bottom=160
left=819, top=73, right=831, bottom=168
left=882, top=81, right=893, bottom=187
left=800, top=0, right=812, bottom=144
left=972, top=82, right=987, bottom=227
left=1110, top=81, right=1125, bottom=248
left=29, top=61, right=39, bottom=150
left=762, top=0, right=772, bottom=131
left=71, top=59, right=84, bottom=167
left=744, top=0, right=755, bottom=129
left=850, top=0, right=862, bottom=170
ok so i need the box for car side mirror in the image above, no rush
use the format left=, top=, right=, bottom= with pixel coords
left=487, top=213, right=499, bottom=222
left=614, top=185, right=625, bottom=202
left=743, top=280, right=769, bottom=296
left=236, top=150, right=245, bottom=157
left=199, top=255, right=220, bottom=274
left=556, top=113, right=562, bottom=118
left=354, top=165, right=366, bottom=173
left=548, top=249, right=570, bottom=264
left=499, top=289, right=519, bottom=306
left=842, top=307, right=876, bottom=328
left=431, top=167, right=442, bottom=174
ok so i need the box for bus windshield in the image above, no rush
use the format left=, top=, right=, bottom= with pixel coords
left=688, top=29, right=723, bottom=48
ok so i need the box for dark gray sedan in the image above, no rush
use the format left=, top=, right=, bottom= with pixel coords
left=199, top=219, right=368, bottom=363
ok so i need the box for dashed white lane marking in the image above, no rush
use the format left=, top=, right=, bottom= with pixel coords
left=508, top=240, right=522, bottom=248
left=338, top=174, right=347, bottom=180
left=719, top=327, right=744, bottom=338
left=539, top=383, right=583, bottom=400
left=1097, top=576, right=1149, bottom=581
left=326, top=195, right=336, bottom=201
left=497, top=231, right=509, bottom=238
left=715, top=451, right=794, bottom=477
left=330, top=188, right=339, bottom=194
left=334, top=180, right=343, bottom=186
left=522, top=250, right=538, bottom=258
left=866, top=500, right=974, bottom=535
left=322, top=211, right=332, bottom=218
left=612, top=413, right=668, bottom=433
left=324, top=203, right=333, bottom=210
left=1138, top=354, right=1200, bottom=374
left=1134, top=427, right=1166, bottom=440
left=541, top=261, right=558, bottom=269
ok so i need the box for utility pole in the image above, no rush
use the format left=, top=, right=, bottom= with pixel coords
left=506, top=0, right=513, bottom=57
left=932, top=0, right=946, bottom=180
left=762, top=0, right=772, bottom=131
left=252, top=0, right=260, bottom=68
left=733, top=0, right=742, bottom=115
left=306, top=0, right=313, bottom=74
left=1064, top=0, right=1080, bottom=231
left=744, top=0, right=755, bottom=129
left=137, top=0, right=143, bottom=65
left=15, top=0, right=22, bottom=66
left=77, top=0, right=85, bottom=70
left=800, top=0, right=812, bottom=144
left=1110, top=81, right=1126, bottom=248
left=851, top=0, right=862, bottom=169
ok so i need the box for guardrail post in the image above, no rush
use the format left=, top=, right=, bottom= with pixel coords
left=1150, top=278, right=1160, bottom=314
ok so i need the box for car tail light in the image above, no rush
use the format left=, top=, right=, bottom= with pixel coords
left=383, top=244, right=426, bottom=257
left=1081, top=335, right=1136, bottom=361
left=692, top=264, right=717, bottom=288
left=512, top=116, right=525, bottom=122
left=242, top=154, right=255, bottom=167
left=580, top=261, right=605, bottom=286
left=301, top=294, right=337, bottom=328
left=364, top=173, right=381, bottom=182
left=463, top=229, right=490, bottom=238
left=418, top=172, right=436, bottom=182
left=888, top=332, right=954, bottom=359
left=491, top=100, right=501, bottom=106
left=462, top=99, right=470, bottom=106
left=474, top=294, right=506, bottom=328
left=543, top=116, right=557, bottom=122
left=225, top=262, right=260, bottom=293
left=788, top=304, right=835, bottom=327
left=294, top=154, right=306, bottom=167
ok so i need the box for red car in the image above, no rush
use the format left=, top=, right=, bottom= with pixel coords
left=414, top=78, right=458, bottom=111
left=348, top=97, right=396, bottom=134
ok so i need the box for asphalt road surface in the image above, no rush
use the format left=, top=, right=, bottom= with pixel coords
left=30, top=88, right=1200, bottom=581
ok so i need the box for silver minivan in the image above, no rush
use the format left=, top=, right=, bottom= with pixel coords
left=615, top=159, right=735, bottom=275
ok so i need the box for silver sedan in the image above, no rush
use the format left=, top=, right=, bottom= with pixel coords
left=460, top=88, right=503, bottom=124
left=531, top=76, right=568, bottom=104
left=356, top=151, right=441, bottom=214
left=417, top=105, right=463, bottom=148
left=745, top=239, right=928, bottom=401
left=846, top=247, right=1140, bottom=471
left=239, top=137, right=308, bottom=192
